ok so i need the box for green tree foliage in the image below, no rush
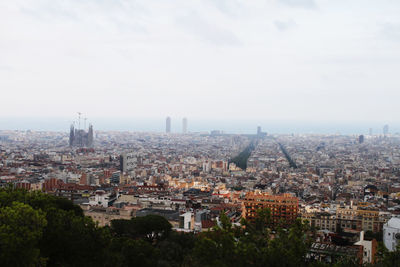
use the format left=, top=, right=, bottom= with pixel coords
left=0, top=201, right=47, bottom=266
left=111, top=215, right=172, bottom=243
left=374, top=243, right=400, bottom=267
left=109, top=238, right=158, bottom=267
left=266, top=220, right=311, bottom=267
left=189, top=210, right=312, bottom=267
left=157, top=231, right=196, bottom=267
left=365, top=230, right=383, bottom=242
left=1, top=187, right=400, bottom=267
left=0, top=185, right=82, bottom=216
left=39, top=208, right=110, bottom=266
left=0, top=187, right=107, bottom=266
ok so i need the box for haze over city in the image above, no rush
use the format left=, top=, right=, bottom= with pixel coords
left=0, top=117, right=398, bottom=135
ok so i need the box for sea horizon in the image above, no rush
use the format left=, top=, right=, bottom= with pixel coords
left=0, top=117, right=397, bottom=135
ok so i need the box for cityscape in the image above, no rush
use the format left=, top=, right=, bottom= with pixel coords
left=1, top=117, right=400, bottom=265
left=2, top=0, right=400, bottom=266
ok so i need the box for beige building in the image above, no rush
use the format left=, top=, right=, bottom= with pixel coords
left=82, top=205, right=138, bottom=226
left=302, top=212, right=338, bottom=232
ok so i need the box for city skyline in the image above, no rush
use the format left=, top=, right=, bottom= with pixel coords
left=0, top=116, right=398, bottom=135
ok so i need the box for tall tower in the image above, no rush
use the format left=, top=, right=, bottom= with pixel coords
left=69, top=124, right=75, bottom=147
left=182, top=117, right=188, bottom=134
left=166, top=117, right=171, bottom=133
left=257, top=126, right=261, bottom=135
left=383, top=124, right=389, bottom=135
left=88, top=124, right=94, bottom=147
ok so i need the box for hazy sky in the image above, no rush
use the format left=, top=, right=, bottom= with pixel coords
left=1, top=0, right=400, bottom=124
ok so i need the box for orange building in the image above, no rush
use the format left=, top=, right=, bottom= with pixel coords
left=242, top=192, right=299, bottom=227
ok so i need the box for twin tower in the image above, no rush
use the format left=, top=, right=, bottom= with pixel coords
left=166, top=117, right=187, bottom=134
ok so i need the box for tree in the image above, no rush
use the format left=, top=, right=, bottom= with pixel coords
left=157, top=231, right=196, bottom=266
left=109, top=238, right=158, bottom=267
left=111, top=215, right=172, bottom=243
left=39, top=207, right=110, bottom=266
left=135, top=215, right=172, bottom=242
left=375, top=243, right=400, bottom=267
left=0, top=201, right=47, bottom=266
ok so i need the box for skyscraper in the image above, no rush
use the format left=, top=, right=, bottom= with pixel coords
left=69, top=124, right=75, bottom=147
left=166, top=117, right=171, bottom=133
left=182, top=118, right=187, bottom=134
left=383, top=124, right=389, bottom=135
left=257, top=126, right=261, bottom=135
left=87, top=124, right=94, bottom=147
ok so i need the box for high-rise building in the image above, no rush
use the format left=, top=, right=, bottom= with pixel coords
left=87, top=124, right=94, bottom=147
left=359, top=135, right=364, bottom=144
left=256, top=126, right=267, bottom=137
left=383, top=124, right=389, bottom=135
left=69, top=124, right=75, bottom=147
left=166, top=117, right=171, bottom=133
left=182, top=117, right=188, bottom=134
left=242, top=192, right=299, bottom=227
left=369, top=128, right=373, bottom=136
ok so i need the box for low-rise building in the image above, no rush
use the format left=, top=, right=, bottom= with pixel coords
left=383, top=217, right=400, bottom=251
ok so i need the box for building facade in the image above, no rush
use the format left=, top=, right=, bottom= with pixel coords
left=383, top=217, right=400, bottom=251
left=302, top=212, right=338, bottom=232
left=182, top=118, right=187, bottom=134
left=69, top=124, right=94, bottom=147
left=166, top=117, right=171, bottom=133
left=242, top=192, right=299, bottom=227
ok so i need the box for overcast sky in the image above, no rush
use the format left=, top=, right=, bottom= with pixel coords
left=1, top=0, right=400, bottom=124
